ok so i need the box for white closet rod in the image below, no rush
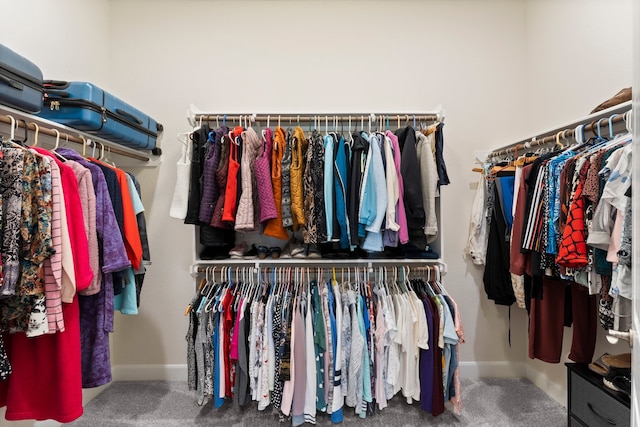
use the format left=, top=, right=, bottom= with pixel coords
left=0, top=105, right=153, bottom=162
left=195, top=265, right=442, bottom=275
left=487, top=101, right=631, bottom=159
left=187, top=105, right=446, bottom=127
left=193, top=259, right=447, bottom=275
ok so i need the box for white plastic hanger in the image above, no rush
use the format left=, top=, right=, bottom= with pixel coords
left=608, top=115, right=615, bottom=140
left=7, top=115, right=16, bottom=141
left=52, top=129, right=61, bottom=150
left=30, top=123, right=39, bottom=146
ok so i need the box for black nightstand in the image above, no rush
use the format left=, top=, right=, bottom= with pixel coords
left=566, top=363, right=630, bottom=426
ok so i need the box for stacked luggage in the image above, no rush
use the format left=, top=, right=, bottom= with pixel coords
left=0, top=44, right=162, bottom=153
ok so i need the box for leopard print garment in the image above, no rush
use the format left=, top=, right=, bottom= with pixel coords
left=303, top=130, right=326, bottom=244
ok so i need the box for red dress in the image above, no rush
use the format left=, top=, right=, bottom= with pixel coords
left=0, top=149, right=92, bottom=423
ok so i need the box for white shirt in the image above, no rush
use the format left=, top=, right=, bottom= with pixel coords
left=465, top=170, right=489, bottom=265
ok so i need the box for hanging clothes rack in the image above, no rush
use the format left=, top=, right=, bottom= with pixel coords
left=187, top=105, right=446, bottom=127
left=193, top=259, right=447, bottom=275
left=0, top=105, right=154, bottom=162
left=486, top=101, right=631, bottom=159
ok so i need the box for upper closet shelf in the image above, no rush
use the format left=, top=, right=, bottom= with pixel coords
left=187, top=105, right=446, bottom=127
left=0, top=104, right=162, bottom=168
left=192, top=258, right=447, bottom=276
left=486, top=101, right=631, bottom=159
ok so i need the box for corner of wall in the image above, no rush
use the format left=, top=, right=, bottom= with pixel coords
left=524, top=361, right=567, bottom=407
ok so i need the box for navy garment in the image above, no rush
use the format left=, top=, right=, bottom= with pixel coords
left=128, top=173, right=150, bottom=307
left=185, top=124, right=210, bottom=224
left=334, top=136, right=351, bottom=249
left=420, top=296, right=435, bottom=414
left=235, top=302, right=251, bottom=407
left=128, top=173, right=150, bottom=262
left=395, top=126, right=425, bottom=232
left=198, top=129, right=223, bottom=224
left=92, top=162, right=125, bottom=295
left=427, top=297, right=445, bottom=416
left=483, top=183, right=516, bottom=306
left=201, top=128, right=236, bottom=247
left=443, top=295, right=458, bottom=399
left=348, top=133, right=369, bottom=246
left=434, top=123, right=450, bottom=187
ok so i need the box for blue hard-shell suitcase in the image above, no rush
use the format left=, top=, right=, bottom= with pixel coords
left=0, top=44, right=44, bottom=113
left=38, top=81, right=163, bottom=151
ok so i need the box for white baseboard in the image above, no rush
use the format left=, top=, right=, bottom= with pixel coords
left=458, top=361, right=526, bottom=378
left=111, top=362, right=526, bottom=382
left=112, top=364, right=188, bottom=382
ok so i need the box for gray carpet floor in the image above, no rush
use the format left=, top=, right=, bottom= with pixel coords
left=65, top=378, right=567, bottom=426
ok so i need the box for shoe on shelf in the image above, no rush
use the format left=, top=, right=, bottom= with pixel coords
left=307, top=244, right=322, bottom=259
left=243, top=244, right=259, bottom=259
left=603, top=367, right=631, bottom=396
left=602, top=353, right=631, bottom=370
left=201, top=246, right=232, bottom=260
left=269, top=247, right=282, bottom=259
left=291, top=240, right=306, bottom=259
left=280, top=242, right=292, bottom=259
left=229, top=241, right=248, bottom=259
left=588, top=353, right=610, bottom=376
left=257, top=246, right=271, bottom=260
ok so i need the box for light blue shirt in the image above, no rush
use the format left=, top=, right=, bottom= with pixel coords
left=114, top=268, right=138, bottom=314
left=547, top=151, right=575, bottom=254
left=362, top=134, right=388, bottom=251
left=324, top=135, right=335, bottom=241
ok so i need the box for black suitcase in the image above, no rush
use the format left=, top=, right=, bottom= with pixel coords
left=0, top=44, right=44, bottom=113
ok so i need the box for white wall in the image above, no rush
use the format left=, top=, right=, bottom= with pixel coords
left=0, top=1, right=633, bottom=424
left=522, top=0, right=633, bottom=405
left=0, top=0, right=111, bottom=86
left=525, top=0, right=633, bottom=133
left=0, top=1, right=111, bottom=425
left=106, top=0, right=531, bottom=373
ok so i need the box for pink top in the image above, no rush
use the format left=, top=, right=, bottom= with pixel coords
left=67, top=160, right=100, bottom=296
left=281, top=301, right=296, bottom=416
left=230, top=298, right=243, bottom=360
left=386, top=131, right=409, bottom=244
left=42, top=159, right=64, bottom=332
left=31, top=147, right=93, bottom=294
left=291, top=301, right=306, bottom=417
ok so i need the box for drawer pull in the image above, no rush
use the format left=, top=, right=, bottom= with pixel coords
left=587, top=402, right=616, bottom=425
